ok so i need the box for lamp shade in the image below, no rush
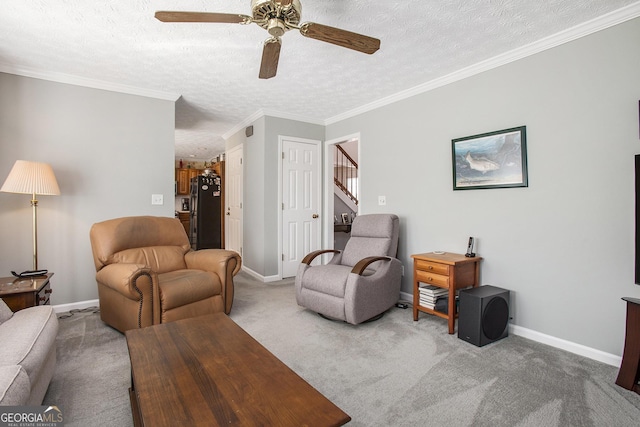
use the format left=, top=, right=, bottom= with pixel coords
left=1, top=160, right=60, bottom=196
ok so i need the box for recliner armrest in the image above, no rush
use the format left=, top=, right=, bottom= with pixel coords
left=185, top=249, right=242, bottom=314
left=351, top=256, right=391, bottom=275
left=95, top=263, right=153, bottom=300
left=184, top=249, right=242, bottom=276
left=301, top=249, right=341, bottom=265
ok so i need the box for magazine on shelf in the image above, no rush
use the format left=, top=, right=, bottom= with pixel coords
left=419, top=284, right=448, bottom=291
left=419, top=295, right=447, bottom=308
left=419, top=284, right=448, bottom=295
left=419, top=301, right=436, bottom=309
left=419, top=294, right=441, bottom=302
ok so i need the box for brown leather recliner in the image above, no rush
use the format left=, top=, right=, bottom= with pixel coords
left=89, top=215, right=241, bottom=333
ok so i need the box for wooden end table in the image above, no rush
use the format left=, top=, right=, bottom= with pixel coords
left=126, top=312, right=351, bottom=427
left=0, top=273, right=53, bottom=311
left=411, top=252, right=481, bottom=334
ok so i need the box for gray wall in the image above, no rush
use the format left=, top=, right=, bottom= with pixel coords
left=243, top=116, right=267, bottom=275
left=230, top=115, right=324, bottom=278
left=326, top=18, right=640, bottom=356
left=0, top=73, right=175, bottom=306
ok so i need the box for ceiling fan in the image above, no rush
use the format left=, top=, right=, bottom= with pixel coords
left=155, top=0, right=381, bottom=79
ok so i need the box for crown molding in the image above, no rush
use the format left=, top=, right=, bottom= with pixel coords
left=222, top=110, right=265, bottom=140
left=326, top=2, right=640, bottom=125
left=0, top=64, right=180, bottom=102
left=222, top=108, right=324, bottom=140
left=260, top=108, right=325, bottom=126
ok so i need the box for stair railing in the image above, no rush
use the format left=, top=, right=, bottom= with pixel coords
left=334, top=145, right=358, bottom=205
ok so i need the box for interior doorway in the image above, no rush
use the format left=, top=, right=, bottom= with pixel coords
left=324, top=134, right=360, bottom=254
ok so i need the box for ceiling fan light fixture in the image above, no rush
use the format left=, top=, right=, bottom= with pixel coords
left=267, top=18, right=286, bottom=37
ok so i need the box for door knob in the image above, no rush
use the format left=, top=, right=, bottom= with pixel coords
left=312, top=214, right=319, bottom=219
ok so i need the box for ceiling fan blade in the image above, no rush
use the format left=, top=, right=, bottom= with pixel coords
left=299, top=22, right=380, bottom=54
left=155, top=11, right=251, bottom=24
left=259, top=38, right=282, bottom=79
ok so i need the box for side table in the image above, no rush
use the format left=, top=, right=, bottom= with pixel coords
left=412, top=252, right=481, bottom=334
left=0, top=273, right=53, bottom=311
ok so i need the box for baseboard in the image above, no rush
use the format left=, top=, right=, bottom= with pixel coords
left=241, top=266, right=282, bottom=283
left=398, top=291, right=621, bottom=367
left=399, top=291, right=413, bottom=305
left=56, top=291, right=623, bottom=367
left=509, top=324, right=621, bottom=367
left=53, top=299, right=99, bottom=314
left=54, top=268, right=282, bottom=312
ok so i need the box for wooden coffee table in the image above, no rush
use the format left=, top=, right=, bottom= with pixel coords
left=125, top=313, right=351, bottom=426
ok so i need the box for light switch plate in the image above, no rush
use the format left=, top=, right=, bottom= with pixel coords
left=378, top=195, right=386, bottom=206
left=151, top=194, right=164, bottom=205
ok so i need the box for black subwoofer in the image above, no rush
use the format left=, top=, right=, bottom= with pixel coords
left=458, top=285, right=510, bottom=347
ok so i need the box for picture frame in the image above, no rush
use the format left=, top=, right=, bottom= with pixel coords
left=452, top=126, right=528, bottom=190
left=341, top=213, right=349, bottom=224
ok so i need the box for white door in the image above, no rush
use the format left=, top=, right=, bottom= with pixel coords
left=281, top=137, right=321, bottom=278
left=225, top=145, right=243, bottom=256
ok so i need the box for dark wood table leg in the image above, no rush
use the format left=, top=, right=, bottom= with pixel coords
left=129, top=372, right=143, bottom=427
left=615, top=297, right=640, bottom=394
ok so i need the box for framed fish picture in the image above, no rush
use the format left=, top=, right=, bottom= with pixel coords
left=452, top=126, right=528, bottom=190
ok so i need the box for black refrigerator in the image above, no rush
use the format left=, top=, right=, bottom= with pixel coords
left=190, top=174, right=222, bottom=249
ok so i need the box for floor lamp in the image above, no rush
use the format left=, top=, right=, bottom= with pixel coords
left=1, top=160, right=61, bottom=271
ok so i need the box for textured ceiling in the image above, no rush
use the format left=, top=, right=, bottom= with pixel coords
left=0, top=0, right=639, bottom=160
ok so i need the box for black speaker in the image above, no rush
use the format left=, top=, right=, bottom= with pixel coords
left=458, top=285, right=510, bottom=347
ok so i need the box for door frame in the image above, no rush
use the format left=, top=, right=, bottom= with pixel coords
left=323, top=133, right=361, bottom=256
left=278, top=135, right=323, bottom=279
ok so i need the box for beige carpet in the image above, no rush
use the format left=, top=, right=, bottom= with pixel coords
left=44, top=271, right=640, bottom=426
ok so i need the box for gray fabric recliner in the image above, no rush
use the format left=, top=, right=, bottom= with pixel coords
left=295, top=214, right=402, bottom=324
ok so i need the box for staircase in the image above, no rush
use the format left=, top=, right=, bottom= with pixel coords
left=334, top=144, right=358, bottom=207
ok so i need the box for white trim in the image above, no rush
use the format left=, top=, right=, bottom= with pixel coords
left=509, top=324, right=621, bottom=367
left=52, top=299, right=100, bottom=314
left=222, top=110, right=265, bottom=140
left=5, top=2, right=638, bottom=130
left=325, top=1, right=640, bottom=125
left=0, top=64, right=180, bottom=101
left=261, top=108, right=325, bottom=126
left=222, top=109, right=324, bottom=141
left=242, top=266, right=282, bottom=283
left=398, top=290, right=621, bottom=367
left=57, top=289, right=623, bottom=366
left=220, top=3, right=640, bottom=139
left=277, top=135, right=284, bottom=280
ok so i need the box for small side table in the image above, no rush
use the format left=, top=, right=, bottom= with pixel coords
left=0, top=273, right=53, bottom=312
left=412, top=252, right=481, bottom=334
left=616, top=297, right=640, bottom=394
